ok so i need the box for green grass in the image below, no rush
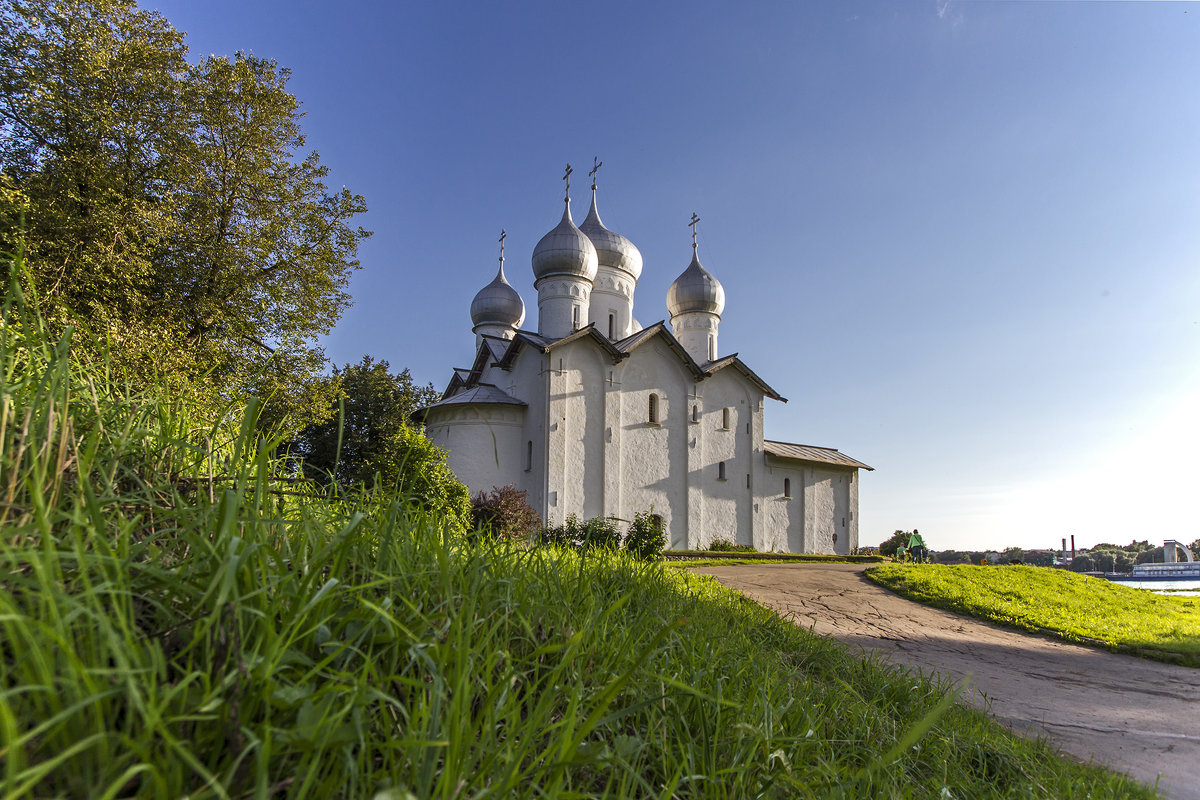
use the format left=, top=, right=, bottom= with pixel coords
left=0, top=256, right=1157, bottom=797
left=668, top=558, right=809, bottom=568
left=866, top=564, right=1200, bottom=668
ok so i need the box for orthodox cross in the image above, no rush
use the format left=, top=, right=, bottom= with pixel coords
left=589, top=156, right=603, bottom=191
left=498, top=228, right=506, bottom=266
left=689, top=212, right=700, bottom=250
left=563, top=163, right=573, bottom=202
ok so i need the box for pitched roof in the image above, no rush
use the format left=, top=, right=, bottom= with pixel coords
left=705, top=355, right=787, bottom=402
left=468, top=322, right=782, bottom=403
left=764, top=440, right=873, bottom=471
left=425, top=383, right=527, bottom=410
left=613, top=321, right=708, bottom=379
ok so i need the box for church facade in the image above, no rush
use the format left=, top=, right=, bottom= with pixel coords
left=421, top=167, right=871, bottom=554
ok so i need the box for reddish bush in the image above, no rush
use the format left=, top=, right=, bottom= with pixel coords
left=470, top=485, right=541, bottom=542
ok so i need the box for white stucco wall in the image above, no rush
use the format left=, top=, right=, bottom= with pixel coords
left=588, top=268, right=636, bottom=340
left=763, top=458, right=805, bottom=553
left=806, top=466, right=853, bottom=555
left=617, top=339, right=692, bottom=549
left=697, top=370, right=759, bottom=549
left=536, top=278, right=591, bottom=339
left=424, top=404, right=525, bottom=499
left=432, top=323, right=863, bottom=556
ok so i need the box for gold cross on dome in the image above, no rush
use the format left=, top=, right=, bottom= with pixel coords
left=563, top=163, right=573, bottom=202
left=689, top=212, right=700, bottom=249
left=589, top=156, right=602, bottom=191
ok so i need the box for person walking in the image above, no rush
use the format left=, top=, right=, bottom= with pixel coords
left=908, top=529, right=926, bottom=564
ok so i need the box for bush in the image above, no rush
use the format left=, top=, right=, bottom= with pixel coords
left=534, top=513, right=583, bottom=548
left=583, top=516, right=621, bottom=550
left=535, top=514, right=622, bottom=552
left=471, top=484, right=541, bottom=542
left=707, top=537, right=755, bottom=553
left=625, top=512, right=665, bottom=561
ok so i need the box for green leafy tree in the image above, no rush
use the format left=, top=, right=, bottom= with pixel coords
left=287, top=355, right=439, bottom=486
left=878, top=530, right=910, bottom=557
left=0, top=0, right=369, bottom=429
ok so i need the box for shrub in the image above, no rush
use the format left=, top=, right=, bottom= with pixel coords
left=535, top=514, right=622, bottom=552
left=534, top=513, right=583, bottom=548
left=707, top=537, right=754, bottom=553
left=471, top=484, right=541, bottom=542
left=582, top=516, right=621, bottom=550
left=625, top=511, right=665, bottom=561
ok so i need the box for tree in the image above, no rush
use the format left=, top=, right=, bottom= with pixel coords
left=0, top=0, right=369, bottom=429
left=879, top=530, right=910, bottom=557
left=287, top=356, right=439, bottom=486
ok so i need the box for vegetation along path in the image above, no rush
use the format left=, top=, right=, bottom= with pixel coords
left=695, top=563, right=1200, bottom=800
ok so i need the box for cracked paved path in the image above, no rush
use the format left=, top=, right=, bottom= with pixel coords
left=695, top=562, right=1200, bottom=799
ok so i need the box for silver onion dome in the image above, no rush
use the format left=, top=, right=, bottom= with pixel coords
left=531, top=202, right=598, bottom=283
left=667, top=250, right=725, bottom=317
left=471, top=263, right=526, bottom=329
left=579, top=191, right=643, bottom=281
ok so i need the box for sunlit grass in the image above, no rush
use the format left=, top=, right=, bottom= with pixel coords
left=866, top=564, right=1200, bottom=668
left=0, top=252, right=1156, bottom=798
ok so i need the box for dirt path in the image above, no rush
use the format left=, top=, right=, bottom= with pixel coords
left=694, top=563, right=1200, bottom=800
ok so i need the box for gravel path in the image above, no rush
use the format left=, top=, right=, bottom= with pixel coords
left=694, top=562, right=1200, bottom=800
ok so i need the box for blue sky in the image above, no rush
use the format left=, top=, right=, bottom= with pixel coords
left=151, top=0, right=1200, bottom=552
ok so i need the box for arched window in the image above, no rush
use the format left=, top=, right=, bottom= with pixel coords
left=722, top=407, right=730, bottom=430
left=708, top=334, right=715, bottom=361
left=648, top=393, right=659, bottom=424
left=691, top=404, right=698, bottom=423
left=784, top=478, right=791, bottom=498
left=718, top=461, right=726, bottom=481
left=608, top=313, right=615, bottom=339
left=526, top=440, right=533, bottom=472
left=572, top=305, right=580, bottom=329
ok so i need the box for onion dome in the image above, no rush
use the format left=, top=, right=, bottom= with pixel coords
left=667, top=249, right=725, bottom=317
left=579, top=190, right=643, bottom=281
left=531, top=201, right=598, bottom=283
left=471, top=263, right=525, bottom=329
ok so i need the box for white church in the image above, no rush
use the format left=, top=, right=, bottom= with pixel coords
left=421, top=165, right=871, bottom=554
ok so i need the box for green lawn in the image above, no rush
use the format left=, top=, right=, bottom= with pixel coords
left=1, top=259, right=1156, bottom=798
left=866, top=564, right=1200, bottom=668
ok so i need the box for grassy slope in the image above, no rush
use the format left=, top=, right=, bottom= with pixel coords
left=0, top=266, right=1154, bottom=798
left=866, top=564, right=1200, bottom=668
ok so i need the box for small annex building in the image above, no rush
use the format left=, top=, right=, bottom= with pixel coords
left=421, top=166, right=872, bottom=554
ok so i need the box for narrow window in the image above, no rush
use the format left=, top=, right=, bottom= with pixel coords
left=692, top=404, right=698, bottom=423
left=608, top=313, right=615, bottom=339
left=648, top=393, right=659, bottom=424
left=784, top=478, right=791, bottom=498
left=746, top=473, right=751, bottom=488
left=745, top=422, right=750, bottom=434
left=525, top=440, right=533, bottom=472
left=718, top=461, right=726, bottom=481
left=572, top=305, right=580, bottom=329
left=722, top=407, right=730, bottom=430
left=708, top=335, right=715, bottom=361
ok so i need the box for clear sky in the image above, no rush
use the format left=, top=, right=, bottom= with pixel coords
left=151, top=0, right=1199, bottom=553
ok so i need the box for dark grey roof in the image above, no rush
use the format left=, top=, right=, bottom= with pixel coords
left=426, top=383, right=527, bottom=410
left=764, top=440, right=873, bottom=471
